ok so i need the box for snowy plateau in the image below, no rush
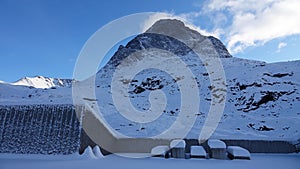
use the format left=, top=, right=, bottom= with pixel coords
left=0, top=19, right=299, bottom=168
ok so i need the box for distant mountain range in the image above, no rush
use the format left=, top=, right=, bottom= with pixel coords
left=0, top=76, right=72, bottom=89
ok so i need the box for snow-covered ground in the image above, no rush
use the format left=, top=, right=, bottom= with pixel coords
left=0, top=153, right=299, bottom=169
left=91, top=56, right=300, bottom=141
left=0, top=49, right=299, bottom=141
left=0, top=80, right=72, bottom=105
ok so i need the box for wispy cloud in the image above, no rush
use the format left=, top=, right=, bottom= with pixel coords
left=142, top=0, right=300, bottom=55
left=276, top=42, right=287, bottom=53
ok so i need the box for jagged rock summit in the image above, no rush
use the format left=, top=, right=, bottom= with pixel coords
left=146, top=19, right=232, bottom=58
left=146, top=19, right=207, bottom=46
left=106, top=19, right=231, bottom=68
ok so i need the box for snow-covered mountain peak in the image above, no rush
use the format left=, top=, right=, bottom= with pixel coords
left=146, top=19, right=206, bottom=44
left=104, top=19, right=231, bottom=70
left=145, top=19, right=232, bottom=58
left=12, top=76, right=72, bottom=89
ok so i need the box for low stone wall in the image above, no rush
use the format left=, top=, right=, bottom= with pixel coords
left=222, top=139, right=298, bottom=153
left=184, top=139, right=298, bottom=154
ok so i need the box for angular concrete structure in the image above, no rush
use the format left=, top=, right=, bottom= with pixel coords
left=170, top=139, right=186, bottom=158
left=190, top=146, right=207, bottom=158
left=227, top=146, right=250, bottom=160
left=208, top=139, right=227, bottom=159
left=151, top=145, right=170, bottom=158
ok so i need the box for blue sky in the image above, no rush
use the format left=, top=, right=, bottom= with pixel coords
left=0, top=0, right=299, bottom=82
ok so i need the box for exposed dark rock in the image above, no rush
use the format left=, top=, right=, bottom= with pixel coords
left=132, top=86, right=146, bottom=94
left=247, top=123, right=255, bottom=129
left=83, top=98, right=98, bottom=101
left=263, top=72, right=293, bottom=78
left=257, top=125, right=274, bottom=131
left=256, top=91, right=278, bottom=105
left=207, top=36, right=232, bottom=58
left=236, top=82, right=262, bottom=91
left=102, top=19, right=232, bottom=71
left=131, top=76, right=164, bottom=94
left=239, top=91, right=294, bottom=112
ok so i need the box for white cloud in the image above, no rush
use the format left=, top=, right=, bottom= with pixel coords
left=142, top=12, right=176, bottom=32
left=204, top=0, right=300, bottom=54
left=141, top=1, right=300, bottom=56
left=276, top=42, right=287, bottom=53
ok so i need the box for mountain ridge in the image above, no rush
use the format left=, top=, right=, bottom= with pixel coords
left=6, top=76, right=72, bottom=89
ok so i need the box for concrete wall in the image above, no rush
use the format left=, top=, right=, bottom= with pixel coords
left=79, top=105, right=172, bottom=154
left=184, top=139, right=298, bottom=154
left=222, top=139, right=298, bottom=153
left=0, top=104, right=81, bottom=155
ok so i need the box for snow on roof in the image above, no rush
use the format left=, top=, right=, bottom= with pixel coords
left=208, top=139, right=226, bottom=149
left=151, top=146, right=169, bottom=156
left=227, top=146, right=250, bottom=157
left=170, top=139, right=186, bottom=148
left=190, top=146, right=207, bottom=156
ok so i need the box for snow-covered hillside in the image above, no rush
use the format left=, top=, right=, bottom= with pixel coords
left=0, top=82, right=72, bottom=105
left=93, top=57, right=300, bottom=140
left=0, top=19, right=299, bottom=142
left=91, top=19, right=300, bottom=141
left=0, top=76, right=73, bottom=104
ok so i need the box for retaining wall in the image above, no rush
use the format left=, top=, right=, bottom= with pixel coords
left=0, top=105, right=81, bottom=155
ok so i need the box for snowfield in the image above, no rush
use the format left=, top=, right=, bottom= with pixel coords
left=0, top=153, right=299, bottom=169
left=91, top=56, right=300, bottom=141
left=0, top=81, right=72, bottom=105
left=1, top=59, right=299, bottom=141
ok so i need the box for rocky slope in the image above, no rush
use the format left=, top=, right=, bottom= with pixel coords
left=92, top=19, right=300, bottom=140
